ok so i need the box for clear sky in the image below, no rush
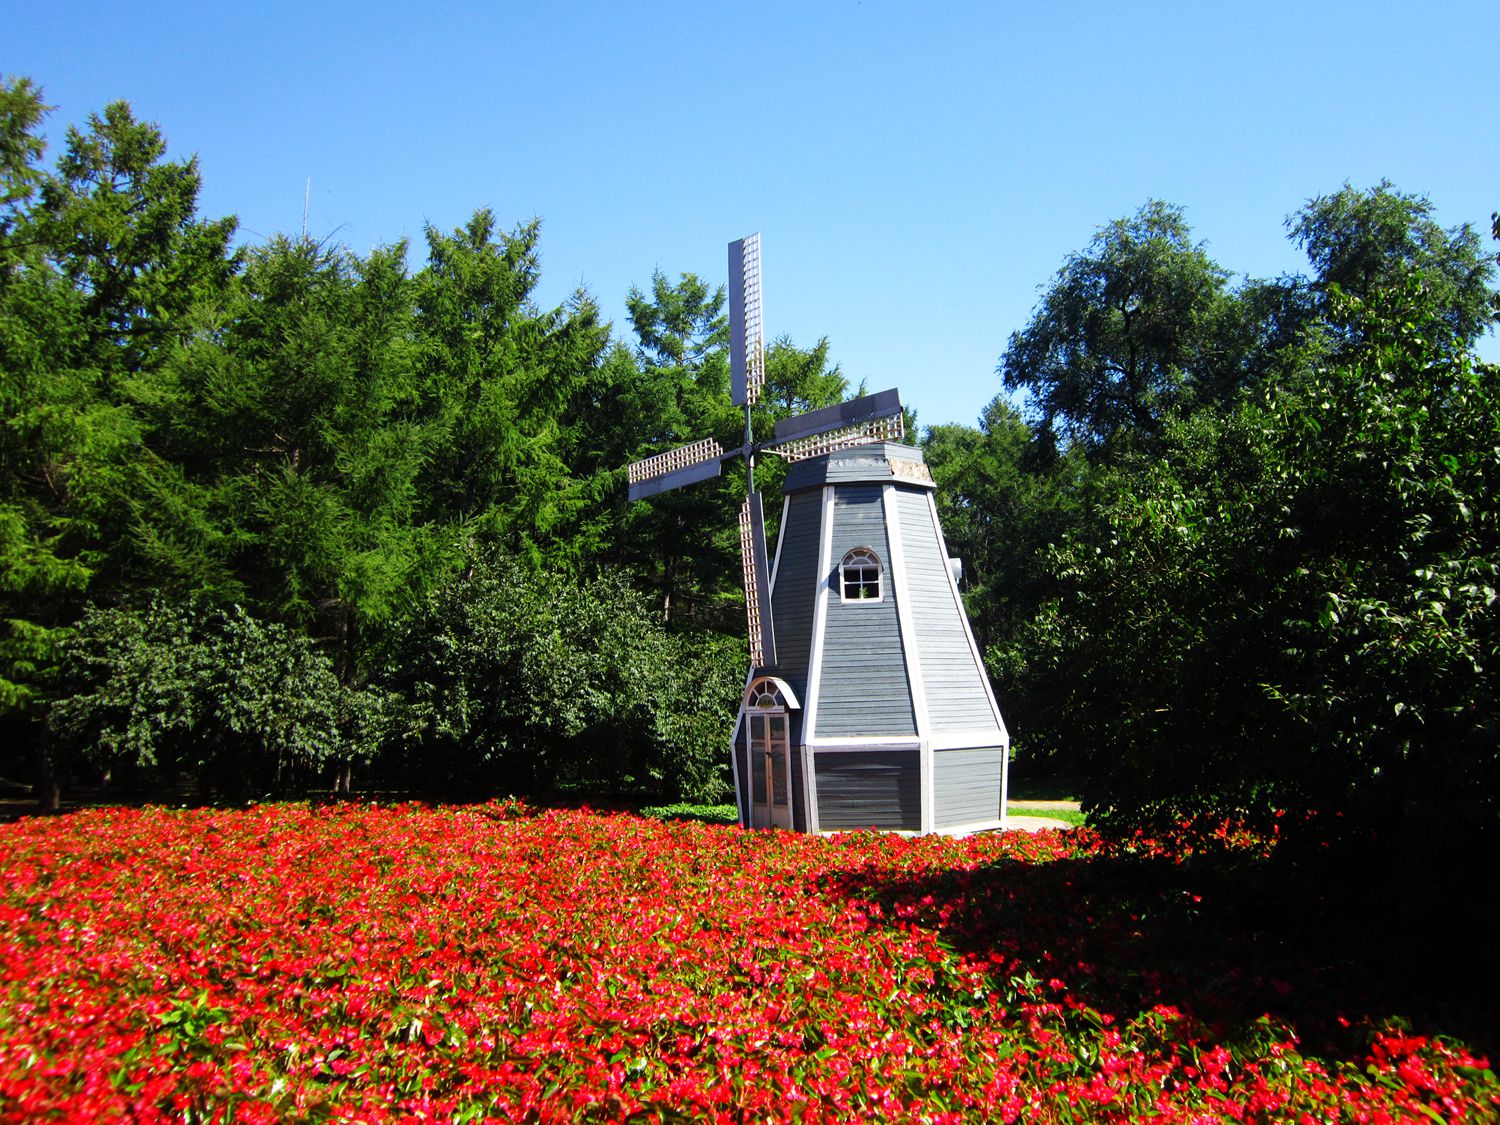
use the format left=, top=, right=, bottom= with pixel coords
left=9, top=0, right=1499, bottom=428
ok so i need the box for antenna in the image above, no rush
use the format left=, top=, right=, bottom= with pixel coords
left=624, top=234, right=905, bottom=671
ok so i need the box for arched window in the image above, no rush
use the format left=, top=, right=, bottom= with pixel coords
left=840, top=547, right=883, bottom=602
left=746, top=679, right=788, bottom=711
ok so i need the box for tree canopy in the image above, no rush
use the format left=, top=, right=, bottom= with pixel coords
left=999, top=200, right=1236, bottom=457
left=979, top=185, right=1500, bottom=865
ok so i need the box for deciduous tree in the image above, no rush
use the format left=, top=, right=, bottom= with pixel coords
left=1000, top=200, right=1236, bottom=457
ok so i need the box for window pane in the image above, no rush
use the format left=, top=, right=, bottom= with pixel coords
left=770, top=751, right=788, bottom=804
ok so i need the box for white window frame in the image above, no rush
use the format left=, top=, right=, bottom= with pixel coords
left=839, top=547, right=884, bottom=604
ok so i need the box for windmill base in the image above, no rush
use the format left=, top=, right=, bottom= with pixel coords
left=733, top=734, right=1010, bottom=836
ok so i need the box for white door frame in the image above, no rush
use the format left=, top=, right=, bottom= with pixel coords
left=748, top=709, right=792, bottom=829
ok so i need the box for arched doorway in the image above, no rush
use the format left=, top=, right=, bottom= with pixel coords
left=744, top=678, right=796, bottom=829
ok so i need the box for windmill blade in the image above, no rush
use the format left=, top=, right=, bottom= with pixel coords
left=769, top=387, right=905, bottom=462
left=771, top=387, right=902, bottom=446
left=738, top=492, right=778, bottom=668
left=627, top=438, right=725, bottom=501
left=729, top=234, right=766, bottom=408
left=776, top=412, right=907, bottom=462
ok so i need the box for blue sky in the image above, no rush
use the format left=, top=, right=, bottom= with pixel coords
left=10, top=0, right=1499, bottom=428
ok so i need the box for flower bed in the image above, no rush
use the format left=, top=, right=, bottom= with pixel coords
left=1, top=801, right=1494, bottom=1122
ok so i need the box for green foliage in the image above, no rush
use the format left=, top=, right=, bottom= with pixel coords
left=0, top=76, right=48, bottom=236
left=1006, top=276, right=1500, bottom=854
left=148, top=235, right=441, bottom=658
left=374, top=557, right=743, bottom=802
left=1005, top=804, right=1087, bottom=827
left=1000, top=200, right=1237, bottom=457
left=50, top=601, right=368, bottom=793
left=612, top=271, right=740, bottom=625
left=982, top=186, right=1499, bottom=863
left=1289, top=180, right=1496, bottom=347
left=413, top=212, right=612, bottom=565
left=1259, top=281, right=1500, bottom=842
left=922, top=397, right=1085, bottom=648
left=637, top=802, right=739, bottom=825
left=38, top=99, right=238, bottom=385
left=0, top=81, right=240, bottom=715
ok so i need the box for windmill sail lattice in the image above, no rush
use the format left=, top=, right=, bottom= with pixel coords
left=738, top=494, right=776, bottom=667
left=625, top=438, right=724, bottom=502
left=729, top=234, right=765, bottom=408
left=624, top=233, right=904, bottom=671
left=776, top=412, right=905, bottom=462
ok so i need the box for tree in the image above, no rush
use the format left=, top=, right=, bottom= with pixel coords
left=372, top=556, right=742, bottom=801
left=608, top=271, right=738, bottom=625
left=763, top=334, right=850, bottom=417
left=0, top=76, right=47, bottom=244
left=1000, top=200, right=1237, bottom=457
left=1006, top=275, right=1500, bottom=867
left=921, top=397, right=1084, bottom=651
left=38, top=99, right=238, bottom=391
left=154, top=213, right=611, bottom=664
left=146, top=236, right=438, bottom=666
left=0, top=77, right=83, bottom=722
left=412, top=211, right=611, bottom=566
left=0, top=85, right=240, bottom=806
left=50, top=600, right=366, bottom=796
left=1289, top=181, right=1496, bottom=348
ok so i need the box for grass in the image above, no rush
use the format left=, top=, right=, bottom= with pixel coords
left=641, top=801, right=1089, bottom=829
left=637, top=802, right=739, bottom=825
left=1007, top=804, right=1088, bottom=827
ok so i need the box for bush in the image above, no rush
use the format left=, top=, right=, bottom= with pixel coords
left=373, top=557, right=742, bottom=802
left=51, top=601, right=366, bottom=795
left=1004, top=279, right=1500, bottom=866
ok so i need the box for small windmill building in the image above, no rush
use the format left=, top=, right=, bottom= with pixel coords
left=628, top=235, right=1009, bottom=834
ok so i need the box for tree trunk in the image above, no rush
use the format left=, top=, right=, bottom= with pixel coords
left=662, top=555, right=679, bottom=625
left=35, top=745, right=60, bottom=813
left=332, top=603, right=357, bottom=797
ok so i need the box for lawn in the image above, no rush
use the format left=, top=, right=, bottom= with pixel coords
left=1, top=801, right=1494, bottom=1122
left=1005, top=805, right=1088, bottom=828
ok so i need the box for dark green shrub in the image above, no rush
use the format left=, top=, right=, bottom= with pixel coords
left=373, top=558, right=742, bottom=802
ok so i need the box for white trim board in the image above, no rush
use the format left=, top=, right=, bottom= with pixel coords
left=805, top=739, right=924, bottom=753
left=928, top=731, right=1010, bottom=752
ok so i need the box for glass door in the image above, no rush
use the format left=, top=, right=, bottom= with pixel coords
left=748, top=711, right=791, bottom=829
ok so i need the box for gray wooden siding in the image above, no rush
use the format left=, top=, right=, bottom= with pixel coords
left=815, top=750, right=921, bottom=831
left=895, top=488, right=1001, bottom=735
left=790, top=745, right=807, bottom=833
left=814, top=484, right=916, bottom=737
left=769, top=490, right=822, bottom=701
left=933, top=745, right=1004, bottom=827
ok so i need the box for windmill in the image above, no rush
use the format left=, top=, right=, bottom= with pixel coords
left=628, top=235, right=1009, bottom=834
left=626, top=234, right=906, bottom=669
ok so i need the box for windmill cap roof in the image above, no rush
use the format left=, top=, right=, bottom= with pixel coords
left=783, top=442, right=934, bottom=493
